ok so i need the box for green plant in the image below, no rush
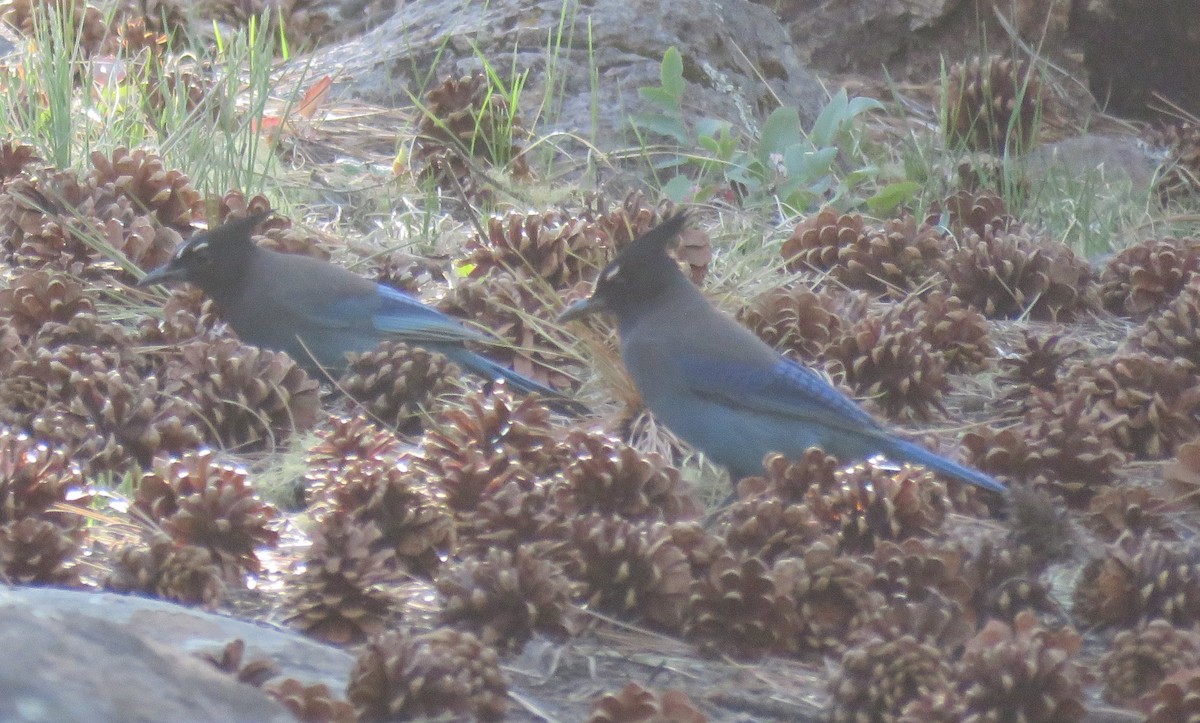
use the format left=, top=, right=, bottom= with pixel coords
left=631, top=47, right=908, bottom=213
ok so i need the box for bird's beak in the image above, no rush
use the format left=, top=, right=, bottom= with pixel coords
left=558, top=296, right=606, bottom=323
left=136, top=263, right=185, bottom=287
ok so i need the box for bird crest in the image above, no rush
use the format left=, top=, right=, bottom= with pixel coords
left=173, top=209, right=273, bottom=261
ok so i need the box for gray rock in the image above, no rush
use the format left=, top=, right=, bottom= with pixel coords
left=0, top=586, right=356, bottom=723
left=299, top=0, right=827, bottom=151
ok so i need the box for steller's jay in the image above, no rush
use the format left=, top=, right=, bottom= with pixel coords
left=558, top=211, right=1005, bottom=494
left=139, top=211, right=583, bottom=413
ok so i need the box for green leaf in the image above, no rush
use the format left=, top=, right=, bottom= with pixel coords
left=638, top=86, right=680, bottom=111
left=661, top=47, right=685, bottom=101
left=865, top=180, right=920, bottom=214
left=630, top=113, right=690, bottom=144
left=809, top=88, right=849, bottom=147
left=661, top=173, right=695, bottom=202
left=784, top=145, right=837, bottom=181
left=758, top=107, right=803, bottom=166
left=694, top=117, right=729, bottom=139
left=846, top=96, right=884, bottom=118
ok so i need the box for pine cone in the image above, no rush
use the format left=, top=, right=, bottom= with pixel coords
left=720, top=493, right=828, bottom=565
left=436, top=547, right=574, bottom=653
left=310, top=455, right=453, bottom=579
left=347, top=627, right=507, bottom=722
left=955, top=611, right=1085, bottom=723
left=0, top=170, right=117, bottom=277
left=830, top=631, right=954, bottom=723
left=1146, top=122, right=1200, bottom=201
left=1128, top=277, right=1200, bottom=365
left=0, top=517, right=81, bottom=585
left=927, top=189, right=1015, bottom=237
left=134, top=450, right=280, bottom=578
left=735, top=448, right=841, bottom=504
left=684, top=552, right=798, bottom=659
left=866, top=538, right=974, bottom=612
left=336, top=341, right=459, bottom=434
left=587, top=683, right=707, bottom=723
left=561, top=514, right=692, bottom=630
left=1101, top=620, right=1200, bottom=706
left=89, top=147, right=200, bottom=229
left=136, top=286, right=227, bottom=344
left=454, top=477, right=564, bottom=557
left=667, top=521, right=730, bottom=580
left=807, top=462, right=948, bottom=553
left=1099, top=237, right=1200, bottom=318
left=782, top=209, right=945, bottom=295
left=0, top=269, right=94, bottom=339
left=552, top=430, right=700, bottom=523
left=1085, top=485, right=1177, bottom=543
left=263, top=678, right=355, bottom=723
left=903, top=291, right=993, bottom=373
left=104, top=533, right=224, bottom=607
left=1144, top=668, right=1200, bottom=723
left=0, top=428, right=88, bottom=533
left=773, top=541, right=880, bottom=653
left=962, top=537, right=1052, bottom=624
left=834, top=309, right=949, bottom=420
left=944, top=55, right=1041, bottom=155
left=1, top=0, right=110, bottom=56
left=0, top=140, right=38, bottom=187
left=581, top=189, right=675, bottom=251
left=998, top=330, right=1083, bottom=410
left=944, top=223, right=1094, bottom=321
left=1075, top=533, right=1200, bottom=628
left=737, top=285, right=843, bottom=361
left=304, top=415, right=403, bottom=476
left=466, top=211, right=608, bottom=287
left=284, top=512, right=399, bottom=644
left=1165, top=438, right=1200, bottom=506
left=162, top=338, right=320, bottom=450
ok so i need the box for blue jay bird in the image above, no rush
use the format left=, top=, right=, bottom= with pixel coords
left=139, top=211, right=583, bottom=413
left=558, top=211, right=1005, bottom=494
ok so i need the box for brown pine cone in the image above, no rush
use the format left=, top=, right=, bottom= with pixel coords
left=336, top=341, right=459, bottom=434
left=0, top=517, right=82, bottom=585
left=834, top=309, right=949, bottom=420
left=773, top=542, right=881, bottom=654
left=1101, top=620, right=1200, bottom=706
left=737, top=285, right=843, bottom=361
left=104, top=533, right=224, bottom=607
left=1075, top=533, right=1200, bottom=628
left=1144, top=668, right=1200, bottom=723
left=1085, top=485, right=1177, bottom=542
left=89, top=146, right=200, bottom=229
left=1099, top=237, right=1200, bottom=318
left=263, top=678, right=355, bottom=723
left=466, top=210, right=608, bottom=287
left=684, top=552, right=798, bottom=659
left=998, top=330, right=1083, bottom=410
left=806, top=462, right=948, bottom=553
left=0, top=269, right=94, bottom=339
left=830, top=631, right=954, bottom=723
left=587, top=682, right=707, bottom=723
left=944, top=55, right=1041, bottom=155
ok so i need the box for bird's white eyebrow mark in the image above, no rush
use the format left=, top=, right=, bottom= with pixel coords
left=602, top=263, right=621, bottom=282
left=183, top=240, right=208, bottom=257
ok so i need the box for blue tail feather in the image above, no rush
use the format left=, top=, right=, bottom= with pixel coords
left=879, top=436, right=1006, bottom=494
left=441, top=347, right=588, bottom=416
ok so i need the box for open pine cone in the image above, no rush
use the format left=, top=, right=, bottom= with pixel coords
left=89, top=147, right=200, bottom=230
left=806, top=462, right=948, bottom=553
left=1074, top=533, right=1200, bottom=628
left=737, top=285, right=843, bottom=361
left=587, top=682, right=707, bottom=723
left=927, top=188, right=1015, bottom=238
left=944, top=55, right=1041, bottom=155
left=336, top=341, right=459, bottom=434
left=1085, top=485, right=1177, bottom=542
left=684, top=552, right=799, bottom=659
left=720, top=493, right=828, bottom=565
left=1146, top=122, right=1200, bottom=201
left=347, top=627, right=507, bottom=722
left=1128, top=276, right=1200, bottom=366
left=0, top=428, right=88, bottom=534
left=0, top=516, right=82, bottom=585
left=773, top=541, right=881, bottom=654
left=0, top=269, right=94, bottom=339
left=436, top=547, right=574, bottom=654
left=865, top=538, right=974, bottom=614
left=1101, top=620, right=1200, bottom=707
left=900, top=291, right=993, bottom=373
left=1099, top=237, right=1200, bottom=318
left=998, top=330, right=1083, bottom=410
left=104, top=533, right=224, bottom=607
left=465, top=210, right=608, bottom=288
left=830, top=631, right=954, bottom=723
left=833, top=309, right=949, bottom=420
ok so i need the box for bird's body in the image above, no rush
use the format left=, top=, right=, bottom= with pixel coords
left=561, top=212, right=1005, bottom=494
left=139, top=212, right=579, bottom=409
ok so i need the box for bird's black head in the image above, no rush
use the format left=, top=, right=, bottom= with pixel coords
left=559, top=211, right=690, bottom=324
left=137, top=210, right=271, bottom=291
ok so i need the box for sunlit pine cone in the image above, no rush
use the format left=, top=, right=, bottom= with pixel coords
left=0, top=140, right=38, bottom=188
left=945, top=223, right=1094, bottom=321
left=311, top=456, right=453, bottom=578
left=1, top=0, right=110, bottom=56
left=436, top=547, right=574, bottom=654
left=1101, top=620, right=1200, bottom=707
left=773, top=541, right=881, bottom=654
left=283, top=512, right=399, bottom=645
left=782, top=208, right=946, bottom=296
left=1144, top=668, right=1200, bottom=722
left=1060, top=352, right=1200, bottom=459
left=89, top=147, right=201, bottom=229
left=0, top=428, right=88, bottom=534
left=944, top=55, right=1041, bottom=155
left=336, top=341, right=459, bottom=434
left=0, top=170, right=111, bottom=277
left=955, top=611, right=1085, bottom=722
left=806, top=462, right=948, bottom=553
left=1085, top=485, right=1177, bottom=543
left=830, top=630, right=954, bottom=723
left=0, top=517, right=81, bottom=585
left=1074, top=533, right=1200, bottom=628
left=834, top=309, right=949, bottom=420
left=0, top=269, right=94, bottom=339
left=1128, top=277, right=1200, bottom=366
left=581, top=189, right=675, bottom=251
left=419, top=385, right=565, bottom=510
left=104, top=533, right=224, bottom=607
left=552, top=430, right=700, bottom=523
left=437, top=271, right=575, bottom=390
left=735, top=448, right=842, bottom=504
left=134, top=450, right=280, bottom=578
left=195, top=638, right=278, bottom=687
left=1099, top=237, right=1200, bottom=318
left=1146, top=121, right=1200, bottom=201
left=586, top=682, right=707, bottom=723
left=865, top=538, right=974, bottom=612
left=902, top=291, right=993, bottom=373
left=347, top=627, right=507, bottom=722
left=29, top=367, right=202, bottom=477
left=162, top=338, right=320, bottom=451
left=684, top=552, right=799, bottom=659
left=998, top=330, right=1083, bottom=410
left=560, top=514, right=691, bottom=630
left=720, top=493, right=828, bottom=565
left=303, top=415, right=403, bottom=498
left=466, top=211, right=608, bottom=288
left=412, top=72, right=531, bottom=186
left=737, top=285, right=843, bottom=361
left=1165, top=438, right=1200, bottom=507
left=136, top=286, right=227, bottom=345
left=927, top=189, right=1016, bottom=238
left=455, top=476, right=563, bottom=557
left=0, top=340, right=121, bottom=429
left=263, top=678, right=355, bottom=723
